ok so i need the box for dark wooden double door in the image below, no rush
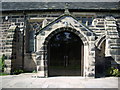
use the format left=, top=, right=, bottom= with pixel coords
left=48, top=31, right=83, bottom=76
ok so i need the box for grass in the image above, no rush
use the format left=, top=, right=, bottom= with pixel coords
left=0, top=73, right=9, bottom=76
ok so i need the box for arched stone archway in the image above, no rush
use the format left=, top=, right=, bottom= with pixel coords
left=35, top=15, right=96, bottom=77
left=44, top=27, right=84, bottom=76
left=36, top=26, right=95, bottom=77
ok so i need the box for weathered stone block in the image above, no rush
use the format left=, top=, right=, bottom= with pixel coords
left=110, top=49, right=120, bottom=55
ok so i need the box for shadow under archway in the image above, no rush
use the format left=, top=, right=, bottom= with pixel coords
left=47, top=30, right=84, bottom=76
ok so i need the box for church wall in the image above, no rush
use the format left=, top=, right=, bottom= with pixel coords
left=1, top=10, right=120, bottom=77
left=24, top=53, right=36, bottom=72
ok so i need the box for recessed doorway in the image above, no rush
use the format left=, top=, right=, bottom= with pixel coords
left=47, top=31, right=84, bottom=76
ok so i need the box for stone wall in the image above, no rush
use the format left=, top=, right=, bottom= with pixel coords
left=1, top=10, right=120, bottom=77
left=105, top=17, right=120, bottom=65
left=24, top=53, right=36, bottom=72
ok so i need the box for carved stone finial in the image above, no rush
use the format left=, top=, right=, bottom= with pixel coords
left=64, top=3, right=70, bottom=15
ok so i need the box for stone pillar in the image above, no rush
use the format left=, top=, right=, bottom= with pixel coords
left=44, top=50, right=48, bottom=77
left=36, top=50, right=45, bottom=77
left=36, top=32, right=47, bottom=77
left=86, top=20, right=88, bottom=26
left=4, top=60, right=11, bottom=74
left=83, top=45, right=89, bottom=77
left=87, top=36, right=95, bottom=77
left=42, top=18, right=48, bottom=28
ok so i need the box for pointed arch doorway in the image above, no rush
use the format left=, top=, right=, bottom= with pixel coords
left=47, top=31, right=84, bottom=76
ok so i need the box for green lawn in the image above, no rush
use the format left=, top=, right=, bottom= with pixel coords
left=0, top=73, right=9, bottom=76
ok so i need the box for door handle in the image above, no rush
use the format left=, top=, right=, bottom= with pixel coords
left=64, top=56, right=66, bottom=67
left=65, top=56, right=68, bottom=67
left=64, top=55, right=68, bottom=67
